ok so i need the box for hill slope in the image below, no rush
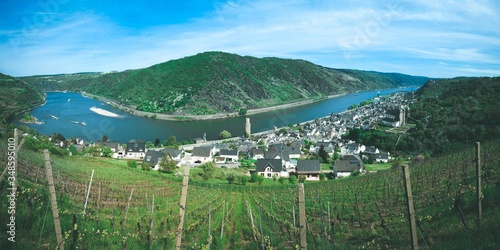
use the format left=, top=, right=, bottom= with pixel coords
left=0, top=73, right=45, bottom=127
left=22, top=52, right=428, bottom=115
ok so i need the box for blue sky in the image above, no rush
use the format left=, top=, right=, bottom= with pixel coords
left=1, top=0, right=499, bottom=78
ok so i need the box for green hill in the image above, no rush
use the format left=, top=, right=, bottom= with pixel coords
left=0, top=73, right=45, bottom=127
left=21, top=52, right=429, bottom=115
left=344, top=76, right=500, bottom=155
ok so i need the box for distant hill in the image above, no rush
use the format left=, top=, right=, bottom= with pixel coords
left=346, top=76, right=500, bottom=155
left=0, top=73, right=45, bottom=127
left=20, top=51, right=429, bottom=115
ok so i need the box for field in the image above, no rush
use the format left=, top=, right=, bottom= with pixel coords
left=1, top=140, right=500, bottom=249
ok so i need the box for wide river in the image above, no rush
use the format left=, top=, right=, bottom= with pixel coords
left=16, top=87, right=417, bottom=143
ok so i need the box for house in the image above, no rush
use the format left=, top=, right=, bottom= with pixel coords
left=94, top=140, right=123, bottom=157
left=284, top=146, right=301, bottom=159
left=254, top=159, right=288, bottom=178
left=363, top=146, right=379, bottom=155
left=296, top=160, right=321, bottom=181
left=94, top=140, right=121, bottom=152
left=219, top=149, right=239, bottom=163
left=375, top=152, right=390, bottom=163
left=249, top=148, right=265, bottom=160
left=333, top=155, right=363, bottom=178
left=191, top=146, right=213, bottom=164
left=126, top=142, right=146, bottom=159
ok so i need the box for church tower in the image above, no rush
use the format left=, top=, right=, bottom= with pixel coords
left=245, top=118, right=251, bottom=137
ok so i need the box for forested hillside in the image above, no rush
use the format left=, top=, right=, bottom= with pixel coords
left=0, top=73, right=45, bottom=127
left=345, top=76, right=500, bottom=155
left=20, top=52, right=428, bottom=115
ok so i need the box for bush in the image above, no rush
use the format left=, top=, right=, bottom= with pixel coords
left=219, top=130, right=232, bottom=139
left=226, top=174, right=236, bottom=184
left=319, top=173, right=326, bottom=181
left=289, top=175, right=297, bottom=184
left=127, top=160, right=137, bottom=169
left=142, top=162, right=151, bottom=171
left=298, top=175, right=306, bottom=183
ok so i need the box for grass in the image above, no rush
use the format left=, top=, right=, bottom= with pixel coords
left=364, top=162, right=392, bottom=171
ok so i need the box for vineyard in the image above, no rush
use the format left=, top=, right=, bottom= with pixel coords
left=1, top=140, right=500, bottom=249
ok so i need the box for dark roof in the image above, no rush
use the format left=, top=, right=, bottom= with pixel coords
left=192, top=147, right=212, bottom=157
left=316, top=141, right=332, bottom=148
left=343, top=154, right=363, bottom=163
left=220, top=149, right=238, bottom=156
left=162, top=148, right=182, bottom=158
left=255, top=159, right=283, bottom=172
left=296, top=160, right=320, bottom=173
left=375, top=152, right=389, bottom=160
left=292, top=140, right=305, bottom=148
left=126, top=142, right=145, bottom=153
left=364, top=146, right=378, bottom=154
left=334, top=160, right=360, bottom=172
left=250, top=148, right=265, bottom=156
left=264, top=150, right=280, bottom=159
left=284, top=146, right=301, bottom=155
left=95, top=141, right=120, bottom=151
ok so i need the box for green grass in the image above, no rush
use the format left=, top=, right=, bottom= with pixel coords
left=364, top=162, right=392, bottom=171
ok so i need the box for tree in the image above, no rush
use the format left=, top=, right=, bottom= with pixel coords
left=318, top=145, right=329, bottom=163
left=219, top=130, right=232, bottom=139
left=142, top=162, right=151, bottom=171
left=278, top=176, right=286, bottom=185
left=298, top=175, right=306, bottom=183
left=166, top=135, right=177, bottom=146
left=237, top=175, right=250, bottom=185
left=68, top=145, right=78, bottom=156
left=238, top=108, right=247, bottom=116
left=127, top=160, right=137, bottom=169
left=146, top=141, right=154, bottom=148
left=250, top=173, right=259, bottom=183
left=102, top=135, right=108, bottom=141
left=154, top=138, right=160, bottom=147
left=159, top=157, right=178, bottom=174
left=319, top=173, right=326, bottom=181
left=226, top=174, right=236, bottom=184
left=201, top=162, right=216, bottom=180
left=102, top=146, right=113, bottom=157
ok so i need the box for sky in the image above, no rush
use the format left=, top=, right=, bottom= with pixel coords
left=1, top=0, right=499, bottom=78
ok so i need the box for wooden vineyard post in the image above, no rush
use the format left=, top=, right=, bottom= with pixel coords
left=82, top=169, right=94, bottom=218
left=124, top=188, right=134, bottom=223
left=175, top=166, right=190, bottom=250
left=476, top=142, right=482, bottom=229
left=402, top=164, right=418, bottom=250
left=44, top=149, right=64, bottom=250
left=298, top=183, right=307, bottom=250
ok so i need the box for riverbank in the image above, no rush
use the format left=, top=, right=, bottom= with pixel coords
left=81, top=92, right=347, bottom=121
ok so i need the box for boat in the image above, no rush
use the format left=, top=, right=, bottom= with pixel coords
left=50, top=115, right=59, bottom=120
left=80, top=122, right=86, bottom=126
left=68, top=98, right=71, bottom=102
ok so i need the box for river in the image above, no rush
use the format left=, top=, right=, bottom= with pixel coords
left=15, top=87, right=418, bottom=143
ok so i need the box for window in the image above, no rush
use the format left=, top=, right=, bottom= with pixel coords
left=157, top=158, right=162, bottom=163
left=267, top=173, right=271, bottom=177
left=146, top=156, right=152, bottom=161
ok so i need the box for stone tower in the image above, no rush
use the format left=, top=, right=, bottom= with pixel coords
left=245, top=118, right=251, bottom=137
left=399, top=106, right=406, bottom=126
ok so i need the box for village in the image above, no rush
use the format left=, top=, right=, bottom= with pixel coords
left=44, top=91, right=414, bottom=182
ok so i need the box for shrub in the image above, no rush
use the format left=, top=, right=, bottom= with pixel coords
left=289, top=175, right=297, bottom=184
left=142, top=162, right=151, bottom=171
left=127, top=160, right=137, bottom=169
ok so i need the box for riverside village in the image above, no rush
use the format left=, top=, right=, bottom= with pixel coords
left=38, top=91, right=414, bottom=181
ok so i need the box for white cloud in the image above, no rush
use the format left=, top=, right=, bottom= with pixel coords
left=1, top=0, right=499, bottom=77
